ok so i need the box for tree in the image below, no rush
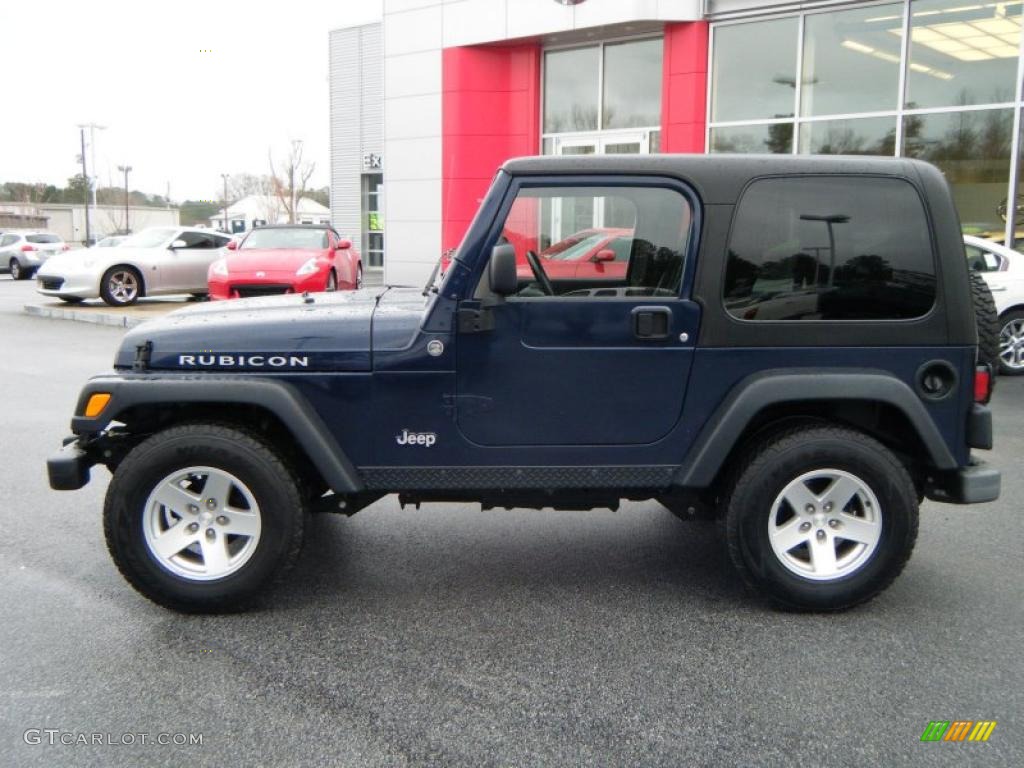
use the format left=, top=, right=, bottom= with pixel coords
left=268, top=140, right=315, bottom=224
left=227, top=173, right=274, bottom=203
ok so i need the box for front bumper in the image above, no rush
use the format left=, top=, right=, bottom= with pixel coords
left=35, top=269, right=100, bottom=299
left=47, top=438, right=94, bottom=491
left=924, top=457, right=1001, bottom=504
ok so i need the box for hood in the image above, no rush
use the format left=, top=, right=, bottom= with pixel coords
left=224, top=248, right=322, bottom=272
left=39, top=246, right=156, bottom=275
left=115, top=287, right=395, bottom=372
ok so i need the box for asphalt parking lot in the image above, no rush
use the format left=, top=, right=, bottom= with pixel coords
left=0, top=274, right=1020, bottom=767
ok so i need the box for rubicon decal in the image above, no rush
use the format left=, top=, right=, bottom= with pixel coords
left=178, top=354, right=309, bottom=368
left=396, top=430, right=436, bottom=447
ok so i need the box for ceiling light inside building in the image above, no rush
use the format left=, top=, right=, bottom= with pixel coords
left=887, top=5, right=1022, bottom=61
left=841, top=39, right=952, bottom=76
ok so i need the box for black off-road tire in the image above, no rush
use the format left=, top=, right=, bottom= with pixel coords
left=969, top=270, right=1000, bottom=375
left=103, top=423, right=306, bottom=613
left=723, top=424, right=919, bottom=612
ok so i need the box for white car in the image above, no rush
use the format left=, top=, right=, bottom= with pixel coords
left=964, top=234, right=1024, bottom=375
left=0, top=231, right=68, bottom=280
left=36, top=227, right=232, bottom=306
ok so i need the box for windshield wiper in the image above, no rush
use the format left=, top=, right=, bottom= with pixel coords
left=422, top=260, right=441, bottom=296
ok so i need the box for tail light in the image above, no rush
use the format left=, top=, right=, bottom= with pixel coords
left=974, top=365, right=992, bottom=404
left=20, top=244, right=36, bottom=252
left=62, top=244, right=70, bottom=251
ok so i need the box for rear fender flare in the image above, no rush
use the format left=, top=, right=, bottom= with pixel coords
left=675, top=369, right=957, bottom=488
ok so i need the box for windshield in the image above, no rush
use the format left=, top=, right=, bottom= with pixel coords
left=241, top=228, right=329, bottom=250
left=97, top=236, right=125, bottom=248
left=121, top=228, right=177, bottom=248
left=27, top=233, right=62, bottom=244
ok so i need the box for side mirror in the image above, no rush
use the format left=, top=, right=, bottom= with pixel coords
left=488, top=243, right=518, bottom=296
left=336, top=239, right=352, bottom=250
left=592, top=249, right=615, bottom=263
left=170, top=239, right=187, bottom=249
left=226, top=240, right=238, bottom=250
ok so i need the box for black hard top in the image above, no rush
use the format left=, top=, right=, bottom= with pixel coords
left=502, top=154, right=943, bottom=206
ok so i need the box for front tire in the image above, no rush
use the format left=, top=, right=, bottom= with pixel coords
left=103, top=424, right=306, bottom=613
left=100, top=265, right=143, bottom=306
left=724, top=425, right=918, bottom=611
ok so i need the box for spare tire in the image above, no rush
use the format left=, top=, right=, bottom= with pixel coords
left=969, top=270, right=1000, bottom=376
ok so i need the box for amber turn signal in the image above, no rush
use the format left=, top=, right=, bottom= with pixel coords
left=84, top=393, right=111, bottom=417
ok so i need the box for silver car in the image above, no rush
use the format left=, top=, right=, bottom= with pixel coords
left=1, top=231, right=67, bottom=280
left=36, top=227, right=232, bottom=306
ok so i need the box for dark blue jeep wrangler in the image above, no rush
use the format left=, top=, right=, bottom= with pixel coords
left=48, top=155, right=999, bottom=612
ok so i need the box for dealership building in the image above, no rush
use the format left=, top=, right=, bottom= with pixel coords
left=329, top=0, right=1024, bottom=284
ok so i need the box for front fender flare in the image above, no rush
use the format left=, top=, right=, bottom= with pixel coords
left=71, top=373, right=363, bottom=493
left=675, top=369, right=957, bottom=488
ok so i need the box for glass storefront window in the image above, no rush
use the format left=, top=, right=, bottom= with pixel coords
left=798, top=117, right=897, bottom=155
left=801, top=4, right=903, bottom=116
left=903, top=109, right=1014, bottom=237
left=544, top=47, right=600, bottom=133
left=710, top=123, right=793, bottom=154
left=711, top=18, right=798, bottom=122
left=603, top=38, right=663, bottom=129
left=906, top=0, right=1022, bottom=109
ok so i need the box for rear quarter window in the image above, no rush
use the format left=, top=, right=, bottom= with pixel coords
left=724, top=176, right=936, bottom=321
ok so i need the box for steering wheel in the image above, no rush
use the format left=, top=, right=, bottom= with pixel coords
left=525, top=250, right=554, bottom=296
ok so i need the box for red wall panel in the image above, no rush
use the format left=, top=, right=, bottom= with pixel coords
left=441, top=43, right=541, bottom=251
left=661, top=21, right=709, bottom=154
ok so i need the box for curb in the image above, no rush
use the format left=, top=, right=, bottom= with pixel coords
left=23, top=303, right=149, bottom=328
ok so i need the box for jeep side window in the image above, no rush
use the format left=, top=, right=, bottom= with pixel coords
left=724, top=176, right=936, bottom=321
left=492, top=185, right=690, bottom=299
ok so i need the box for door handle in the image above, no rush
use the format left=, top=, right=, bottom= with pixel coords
left=989, top=285, right=1007, bottom=292
left=632, top=306, right=671, bottom=340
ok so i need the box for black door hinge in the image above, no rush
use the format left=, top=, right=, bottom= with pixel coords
left=133, top=340, right=153, bottom=371
left=457, top=306, right=495, bottom=334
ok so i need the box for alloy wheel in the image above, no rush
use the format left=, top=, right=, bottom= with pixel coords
left=999, top=318, right=1024, bottom=371
left=142, top=466, right=262, bottom=581
left=768, top=468, right=882, bottom=581
left=108, top=270, right=139, bottom=304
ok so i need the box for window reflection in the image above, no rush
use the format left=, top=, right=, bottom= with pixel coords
left=711, top=123, right=793, bottom=153
left=801, top=4, right=903, bottom=116
left=799, top=117, right=897, bottom=155
left=544, top=47, right=600, bottom=133
left=903, top=109, right=1013, bottom=237
left=711, top=18, right=799, bottom=122
left=603, top=38, right=663, bottom=128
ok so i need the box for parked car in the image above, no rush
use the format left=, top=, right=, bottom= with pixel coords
left=964, top=234, right=1024, bottom=375
left=1, top=231, right=68, bottom=280
left=207, top=225, right=362, bottom=300
left=48, top=155, right=998, bottom=614
left=440, top=227, right=632, bottom=281
left=35, top=227, right=232, bottom=306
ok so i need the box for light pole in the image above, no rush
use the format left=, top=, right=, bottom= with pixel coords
left=118, top=165, right=133, bottom=233
left=76, top=123, right=105, bottom=244
left=78, top=128, right=91, bottom=246
left=800, top=213, right=849, bottom=287
left=221, top=173, right=230, bottom=232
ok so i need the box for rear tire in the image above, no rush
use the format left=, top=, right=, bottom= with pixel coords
left=10, top=259, right=27, bottom=280
left=997, top=308, right=1024, bottom=376
left=724, top=424, right=918, bottom=611
left=969, top=271, right=1000, bottom=374
left=355, top=264, right=363, bottom=290
left=103, top=424, right=306, bottom=613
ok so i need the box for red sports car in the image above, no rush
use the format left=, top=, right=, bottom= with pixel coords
left=208, top=225, right=362, bottom=300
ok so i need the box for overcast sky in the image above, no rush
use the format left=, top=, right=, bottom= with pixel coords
left=0, top=0, right=384, bottom=201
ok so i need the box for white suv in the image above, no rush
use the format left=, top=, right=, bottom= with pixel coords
left=0, top=231, right=68, bottom=280
left=964, top=235, right=1024, bottom=375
